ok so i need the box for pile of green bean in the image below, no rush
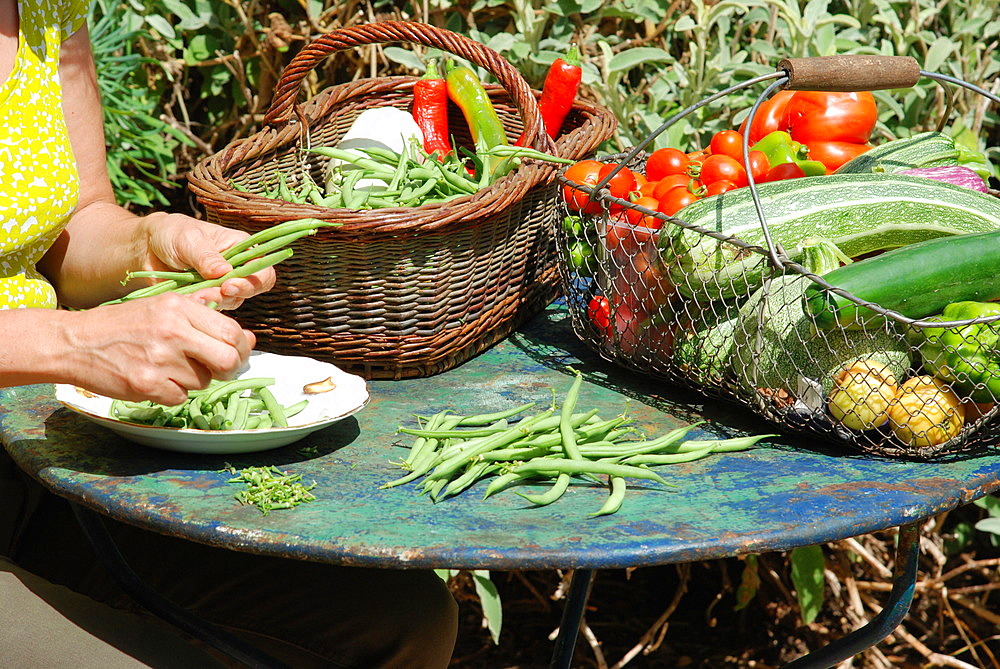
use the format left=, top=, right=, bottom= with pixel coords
left=102, top=218, right=336, bottom=306
left=110, top=377, right=307, bottom=431
left=240, top=141, right=572, bottom=210
left=224, top=465, right=317, bottom=515
left=383, top=374, right=774, bottom=517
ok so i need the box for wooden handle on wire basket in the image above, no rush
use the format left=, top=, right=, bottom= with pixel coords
left=262, top=20, right=556, bottom=154
left=778, top=55, right=921, bottom=91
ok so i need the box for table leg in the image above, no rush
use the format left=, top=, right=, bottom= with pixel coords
left=70, top=503, right=289, bottom=669
left=550, top=568, right=597, bottom=669
left=782, top=522, right=921, bottom=669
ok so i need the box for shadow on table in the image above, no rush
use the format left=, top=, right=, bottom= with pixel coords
left=15, top=409, right=361, bottom=480
left=512, top=305, right=1000, bottom=464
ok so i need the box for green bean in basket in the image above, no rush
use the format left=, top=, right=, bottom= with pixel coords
left=110, top=377, right=308, bottom=431
left=101, top=218, right=339, bottom=306
left=382, top=372, right=775, bottom=517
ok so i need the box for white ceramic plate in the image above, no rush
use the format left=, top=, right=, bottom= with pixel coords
left=55, top=351, right=369, bottom=454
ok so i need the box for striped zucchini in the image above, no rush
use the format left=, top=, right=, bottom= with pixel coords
left=661, top=172, right=1000, bottom=301
left=834, top=131, right=979, bottom=175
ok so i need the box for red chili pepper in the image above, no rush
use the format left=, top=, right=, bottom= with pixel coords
left=516, top=45, right=582, bottom=145
left=412, top=60, right=452, bottom=159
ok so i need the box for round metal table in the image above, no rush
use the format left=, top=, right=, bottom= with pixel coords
left=4, top=304, right=1000, bottom=667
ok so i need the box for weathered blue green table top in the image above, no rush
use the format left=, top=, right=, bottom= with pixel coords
left=4, top=304, right=1000, bottom=571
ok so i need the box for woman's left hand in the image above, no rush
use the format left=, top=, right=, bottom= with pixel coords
left=142, top=212, right=276, bottom=310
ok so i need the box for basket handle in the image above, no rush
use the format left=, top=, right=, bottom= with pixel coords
left=778, top=55, right=921, bottom=91
left=262, top=20, right=557, bottom=155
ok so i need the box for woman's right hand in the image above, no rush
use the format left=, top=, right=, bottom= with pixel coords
left=58, top=293, right=255, bottom=405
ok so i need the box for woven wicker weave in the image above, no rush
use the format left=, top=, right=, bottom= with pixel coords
left=188, top=21, right=616, bottom=379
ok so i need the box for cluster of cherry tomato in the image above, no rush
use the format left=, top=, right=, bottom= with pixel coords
left=562, top=90, right=878, bottom=223
left=562, top=89, right=880, bottom=352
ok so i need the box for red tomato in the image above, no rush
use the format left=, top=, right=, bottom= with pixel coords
left=622, top=195, right=664, bottom=229
left=563, top=159, right=604, bottom=213
left=645, top=148, right=691, bottom=182
left=765, top=162, right=807, bottom=182
left=651, top=174, right=699, bottom=200
left=586, top=295, right=613, bottom=338
left=709, top=130, right=746, bottom=162
left=699, top=154, right=748, bottom=188
left=746, top=150, right=770, bottom=183
left=739, top=90, right=796, bottom=144
left=783, top=91, right=878, bottom=144
left=804, top=140, right=873, bottom=173
left=598, top=163, right=638, bottom=204
left=636, top=180, right=660, bottom=199
left=658, top=185, right=700, bottom=216
left=632, top=251, right=675, bottom=313
left=704, top=179, right=738, bottom=196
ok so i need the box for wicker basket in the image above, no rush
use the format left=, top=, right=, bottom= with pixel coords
left=188, top=21, right=616, bottom=380
left=555, top=55, right=1000, bottom=460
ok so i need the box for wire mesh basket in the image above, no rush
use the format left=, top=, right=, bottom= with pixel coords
left=188, top=21, right=616, bottom=380
left=556, top=55, right=1000, bottom=459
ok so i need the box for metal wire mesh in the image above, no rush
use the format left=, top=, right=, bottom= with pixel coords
left=555, top=68, right=1000, bottom=460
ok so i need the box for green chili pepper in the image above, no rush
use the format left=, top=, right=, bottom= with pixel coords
left=445, top=62, right=510, bottom=179
left=912, top=300, right=1000, bottom=403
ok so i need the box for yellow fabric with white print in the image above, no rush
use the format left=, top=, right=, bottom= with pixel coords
left=0, top=0, right=89, bottom=309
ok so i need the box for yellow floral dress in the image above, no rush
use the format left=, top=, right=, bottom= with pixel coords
left=0, top=0, right=89, bottom=309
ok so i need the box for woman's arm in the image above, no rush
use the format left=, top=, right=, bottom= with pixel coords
left=38, top=24, right=274, bottom=310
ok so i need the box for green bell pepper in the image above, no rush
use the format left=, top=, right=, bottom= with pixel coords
left=751, top=130, right=826, bottom=177
left=913, top=300, right=1000, bottom=403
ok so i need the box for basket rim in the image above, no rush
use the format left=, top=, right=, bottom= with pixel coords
left=188, top=77, right=616, bottom=234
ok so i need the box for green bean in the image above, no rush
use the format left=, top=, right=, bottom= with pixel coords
left=618, top=448, right=716, bottom=466
left=277, top=173, right=293, bottom=201
left=352, top=145, right=403, bottom=163
left=307, top=147, right=397, bottom=177
left=399, top=179, right=437, bottom=206
left=455, top=402, right=537, bottom=427
left=481, top=472, right=534, bottom=499
left=681, top=435, right=777, bottom=452
left=124, top=269, right=201, bottom=284
left=170, top=249, right=293, bottom=297
left=481, top=145, right=575, bottom=164
left=426, top=410, right=555, bottom=482
left=516, top=472, right=571, bottom=507
left=223, top=392, right=242, bottom=428
left=590, top=476, right=626, bottom=517
left=258, top=387, right=288, bottom=428
left=560, top=373, right=585, bottom=460
left=230, top=397, right=252, bottom=430
left=398, top=425, right=511, bottom=440
left=282, top=400, right=309, bottom=419
left=226, top=229, right=316, bottom=269
left=437, top=462, right=499, bottom=501
left=221, top=218, right=329, bottom=261
left=201, top=377, right=276, bottom=407
left=509, top=458, right=670, bottom=486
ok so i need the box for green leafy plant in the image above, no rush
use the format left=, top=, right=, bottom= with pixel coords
left=89, top=0, right=192, bottom=208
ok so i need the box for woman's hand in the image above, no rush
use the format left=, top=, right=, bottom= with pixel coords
left=142, top=212, right=277, bottom=311
left=59, top=293, right=256, bottom=405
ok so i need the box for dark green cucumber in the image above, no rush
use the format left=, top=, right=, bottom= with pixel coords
left=661, top=172, right=1000, bottom=301
left=804, top=229, right=1000, bottom=329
